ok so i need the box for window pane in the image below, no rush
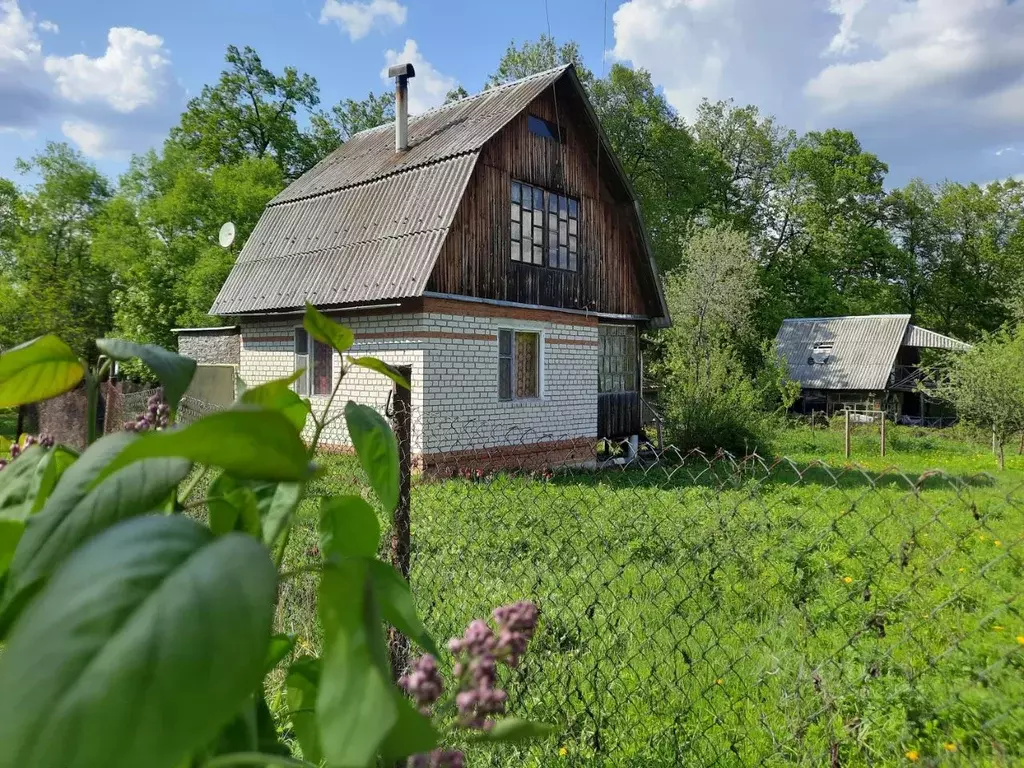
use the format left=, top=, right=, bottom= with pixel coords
left=559, top=245, right=568, bottom=268
left=559, top=221, right=567, bottom=243
left=568, top=252, right=577, bottom=271
left=533, top=225, right=543, bottom=244
left=511, top=220, right=521, bottom=241
left=568, top=198, right=578, bottom=217
left=515, top=332, right=539, bottom=398
left=294, top=328, right=308, bottom=355
left=499, top=360, right=512, bottom=400
left=294, top=354, right=309, bottom=395
left=532, top=244, right=543, bottom=264
left=499, top=329, right=513, bottom=356
left=511, top=240, right=521, bottom=261
left=548, top=193, right=558, bottom=212
left=511, top=181, right=521, bottom=203
left=313, top=341, right=333, bottom=395
left=521, top=209, right=531, bottom=229
left=559, top=195, right=568, bottom=215
left=533, top=188, right=543, bottom=209
left=569, top=235, right=577, bottom=254
left=549, top=212, right=558, bottom=232
left=511, top=203, right=520, bottom=222
left=569, top=217, right=577, bottom=236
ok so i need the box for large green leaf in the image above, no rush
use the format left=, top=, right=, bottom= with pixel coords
left=0, top=447, right=66, bottom=577
left=96, top=339, right=197, bottom=410
left=0, top=335, right=85, bottom=408
left=303, top=303, right=354, bottom=355
left=286, top=657, right=323, bottom=765
left=208, top=473, right=261, bottom=537
left=317, top=562, right=396, bottom=767
left=378, top=693, right=439, bottom=760
left=238, top=372, right=311, bottom=432
left=319, top=495, right=380, bottom=560
left=368, top=560, right=437, bottom=656
left=347, top=356, right=410, bottom=390
left=344, top=402, right=399, bottom=514
left=0, top=515, right=278, bottom=768
left=260, top=482, right=303, bottom=547
left=98, top=410, right=312, bottom=483
left=0, top=432, right=191, bottom=635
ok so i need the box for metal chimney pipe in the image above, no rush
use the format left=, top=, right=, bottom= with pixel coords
left=387, top=62, right=416, bottom=152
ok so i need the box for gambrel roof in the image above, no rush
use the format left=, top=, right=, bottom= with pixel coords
left=210, top=66, right=667, bottom=320
left=776, top=315, right=970, bottom=391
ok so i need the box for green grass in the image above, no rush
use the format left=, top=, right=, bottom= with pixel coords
left=278, top=426, right=1024, bottom=767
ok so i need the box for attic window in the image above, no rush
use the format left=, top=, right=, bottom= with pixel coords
left=808, top=341, right=834, bottom=366
left=528, top=114, right=564, bottom=143
left=511, top=180, right=579, bottom=271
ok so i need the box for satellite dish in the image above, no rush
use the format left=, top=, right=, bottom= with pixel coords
left=219, top=221, right=236, bottom=249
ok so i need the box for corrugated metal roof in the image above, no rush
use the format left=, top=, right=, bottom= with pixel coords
left=210, top=154, right=475, bottom=315
left=273, top=66, right=569, bottom=204
left=903, top=324, right=971, bottom=350
left=775, top=315, right=911, bottom=391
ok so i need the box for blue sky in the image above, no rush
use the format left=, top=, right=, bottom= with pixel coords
left=2, top=0, right=1023, bottom=188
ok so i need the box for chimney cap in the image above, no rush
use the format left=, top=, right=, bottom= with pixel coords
left=387, top=63, right=416, bottom=80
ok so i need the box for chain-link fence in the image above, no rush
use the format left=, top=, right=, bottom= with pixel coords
left=275, top=408, right=1024, bottom=768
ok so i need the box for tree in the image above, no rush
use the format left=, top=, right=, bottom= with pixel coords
left=171, top=45, right=321, bottom=178
left=653, top=224, right=792, bottom=454
left=930, top=327, right=1024, bottom=469
left=590, top=65, right=727, bottom=273
left=486, top=35, right=594, bottom=88
left=1, top=143, right=113, bottom=358
left=308, top=90, right=395, bottom=158
left=444, top=85, right=469, bottom=103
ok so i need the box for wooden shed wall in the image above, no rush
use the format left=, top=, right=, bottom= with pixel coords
left=428, top=83, right=654, bottom=317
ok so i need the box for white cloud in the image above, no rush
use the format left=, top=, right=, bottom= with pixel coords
left=44, top=27, right=171, bottom=112
left=0, top=1, right=180, bottom=158
left=320, top=0, right=406, bottom=40
left=807, top=0, right=1024, bottom=115
left=38, top=19, right=57, bottom=34
left=59, top=119, right=117, bottom=157
left=381, top=39, right=456, bottom=114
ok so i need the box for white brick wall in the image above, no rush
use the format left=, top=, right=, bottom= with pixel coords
left=238, top=310, right=598, bottom=454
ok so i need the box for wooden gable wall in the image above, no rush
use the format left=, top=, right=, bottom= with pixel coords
left=427, top=80, right=656, bottom=318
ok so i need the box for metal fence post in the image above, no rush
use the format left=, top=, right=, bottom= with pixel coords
left=388, top=365, right=413, bottom=683
left=880, top=412, right=886, bottom=457
left=844, top=409, right=851, bottom=459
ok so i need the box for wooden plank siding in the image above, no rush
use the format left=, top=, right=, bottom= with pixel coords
left=428, top=82, right=655, bottom=318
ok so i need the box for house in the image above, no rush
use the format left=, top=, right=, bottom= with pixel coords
left=178, top=64, right=669, bottom=470
left=775, top=314, right=970, bottom=423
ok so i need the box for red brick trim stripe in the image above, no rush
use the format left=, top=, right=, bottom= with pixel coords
left=546, top=338, right=599, bottom=347
left=419, top=437, right=596, bottom=474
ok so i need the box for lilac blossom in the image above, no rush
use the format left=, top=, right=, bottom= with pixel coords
left=0, top=434, right=54, bottom=472
left=124, top=393, right=170, bottom=432
left=405, top=600, right=540, bottom=767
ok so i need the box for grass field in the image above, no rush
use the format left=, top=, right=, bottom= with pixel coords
left=273, top=425, right=1024, bottom=767
left=0, top=409, right=16, bottom=443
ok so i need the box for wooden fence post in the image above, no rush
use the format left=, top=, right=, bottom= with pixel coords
left=844, top=410, right=851, bottom=459
left=880, top=412, right=886, bottom=458
left=388, top=365, right=413, bottom=684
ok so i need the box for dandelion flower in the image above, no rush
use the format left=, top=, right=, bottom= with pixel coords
left=559, top=746, right=568, bottom=758
left=944, top=743, right=957, bottom=752
left=843, top=576, right=853, bottom=584
left=958, top=567, right=965, bottom=573
left=716, top=678, right=723, bottom=685
left=905, top=749, right=919, bottom=761
left=1016, top=635, right=1024, bottom=645
left=993, top=625, right=1004, bottom=632
left=979, top=534, right=986, bottom=541
left=994, top=540, right=1002, bottom=547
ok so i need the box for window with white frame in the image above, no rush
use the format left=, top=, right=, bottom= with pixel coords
left=294, top=328, right=333, bottom=396
left=498, top=329, right=541, bottom=401
left=511, top=180, right=579, bottom=271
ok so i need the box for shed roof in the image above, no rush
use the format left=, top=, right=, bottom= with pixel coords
left=209, top=65, right=668, bottom=321
left=776, top=315, right=971, bottom=391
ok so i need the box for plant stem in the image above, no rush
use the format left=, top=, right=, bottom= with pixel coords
left=202, top=754, right=316, bottom=768
left=274, top=525, right=293, bottom=571
left=309, top=365, right=346, bottom=456
left=84, top=358, right=112, bottom=446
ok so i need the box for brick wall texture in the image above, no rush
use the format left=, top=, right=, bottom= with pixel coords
left=238, top=308, right=599, bottom=462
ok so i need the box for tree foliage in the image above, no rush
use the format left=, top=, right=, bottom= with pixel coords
left=486, top=35, right=593, bottom=88
left=930, top=327, right=1024, bottom=470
